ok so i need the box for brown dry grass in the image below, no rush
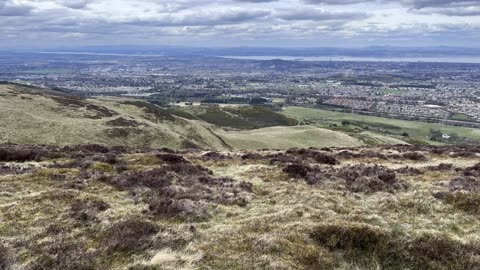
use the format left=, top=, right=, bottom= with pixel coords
left=0, top=144, right=479, bottom=269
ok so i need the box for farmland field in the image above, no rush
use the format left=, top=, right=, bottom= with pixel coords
left=282, top=106, right=480, bottom=144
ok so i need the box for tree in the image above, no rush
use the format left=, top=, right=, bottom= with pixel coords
left=429, top=129, right=443, bottom=142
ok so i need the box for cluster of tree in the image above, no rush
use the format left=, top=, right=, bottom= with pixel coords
left=429, top=129, right=460, bottom=142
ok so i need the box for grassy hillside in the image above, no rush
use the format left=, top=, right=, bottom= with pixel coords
left=1, top=143, right=480, bottom=269
left=282, top=106, right=480, bottom=144
left=219, top=125, right=364, bottom=149
left=0, top=84, right=233, bottom=150
left=0, top=84, right=370, bottom=150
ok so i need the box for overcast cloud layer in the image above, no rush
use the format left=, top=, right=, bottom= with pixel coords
left=1, top=0, right=479, bottom=48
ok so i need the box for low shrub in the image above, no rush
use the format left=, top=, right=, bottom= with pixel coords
left=147, top=198, right=208, bottom=220
left=69, top=198, right=110, bottom=224
left=0, top=146, right=41, bottom=162
left=28, top=240, right=98, bottom=270
left=287, top=148, right=339, bottom=165
left=102, top=218, right=159, bottom=253
left=0, top=244, right=12, bottom=270
left=167, top=163, right=212, bottom=176
left=106, top=117, right=140, bottom=127
left=310, top=152, right=339, bottom=165
left=241, top=153, right=264, bottom=160
left=156, top=154, right=188, bottom=164
left=269, top=153, right=302, bottom=164
left=426, top=163, right=454, bottom=171
left=335, top=150, right=361, bottom=159
left=202, top=151, right=231, bottom=161
left=158, top=147, right=176, bottom=153
left=283, top=164, right=311, bottom=178
left=401, top=152, right=427, bottom=161
left=448, top=176, right=480, bottom=192
left=311, top=222, right=480, bottom=269
left=463, top=163, right=480, bottom=177
left=304, top=171, right=332, bottom=185
left=395, top=166, right=424, bottom=176
left=78, top=144, right=110, bottom=153
left=109, top=169, right=172, bottom=190
left=338, top=164, right=408, bottom=194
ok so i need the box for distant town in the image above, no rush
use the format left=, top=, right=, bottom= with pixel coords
left=1, top=51, right=480, bottom=128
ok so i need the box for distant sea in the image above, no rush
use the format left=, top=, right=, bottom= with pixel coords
left=221, top=55, right=480, bottom=64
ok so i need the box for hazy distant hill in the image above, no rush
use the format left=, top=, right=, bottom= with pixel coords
left=42, top=45, right=480, bottom=58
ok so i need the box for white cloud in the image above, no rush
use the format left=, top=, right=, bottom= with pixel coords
left=0, top=0, right=479, bottom=47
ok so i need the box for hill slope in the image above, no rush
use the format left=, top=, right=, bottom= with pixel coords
left=0, top=84, right=366, bottom=150
left=0, top=84, right=231, bottom=149
left=1, top=143, right=479, bottom=269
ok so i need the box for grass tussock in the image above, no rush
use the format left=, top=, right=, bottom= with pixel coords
left=69, top=197, right=110, bottom=224
left=435, top=192, right=480, bottom=214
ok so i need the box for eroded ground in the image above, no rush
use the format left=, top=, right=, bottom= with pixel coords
left=1, top=144, right=480, bottom=270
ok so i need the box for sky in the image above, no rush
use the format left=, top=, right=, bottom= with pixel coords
left=1, top=0, right=480, bottom=49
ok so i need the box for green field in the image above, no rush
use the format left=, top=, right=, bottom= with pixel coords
left=219, top=125, right=364, bottom=149
left=282, top=106, right=480, bottom=144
